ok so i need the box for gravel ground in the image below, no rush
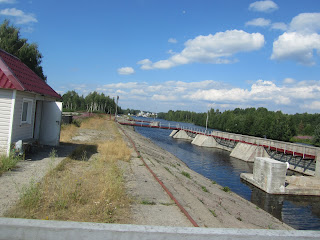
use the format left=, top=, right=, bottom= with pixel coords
left=0, top=143, right=76, bottom=216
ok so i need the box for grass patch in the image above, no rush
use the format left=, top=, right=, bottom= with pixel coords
left=202, top=186, right=209, bottom=193
left=164, top=166, right=172, bottom=174
left=60, top=123, right=79, bottom=142
left=211, top=180, right=216, bottom=184
left=0, top=152, right=22, bottom=176
left=222, top=186, right=231, bottom=192
left=141, top=200, right=156, bottom=205
left=5, top=118, right=132, bottom=223
left=181, top=171, right=191, bottom=179
left=209, top=209, right=217, bottom=217
left=161, top=202, right=175, bottom=206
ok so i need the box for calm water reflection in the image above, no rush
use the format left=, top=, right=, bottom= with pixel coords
left=133, top=117, right=320, bottom=230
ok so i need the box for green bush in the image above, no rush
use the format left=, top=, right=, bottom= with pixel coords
left=181, top=171, right=191, bottom=179
left=0, top=152, right=21, bottom=175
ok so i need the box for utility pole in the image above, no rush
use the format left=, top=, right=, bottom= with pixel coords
left=205, top=110, right=209, bottom=134
left=115, top=96, right=119, bottom=121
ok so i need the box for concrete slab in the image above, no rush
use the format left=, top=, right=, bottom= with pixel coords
left=1, top=218, right=320, bottom=240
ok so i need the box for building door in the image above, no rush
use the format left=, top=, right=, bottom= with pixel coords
left=39, top=101, right=62, bottom=146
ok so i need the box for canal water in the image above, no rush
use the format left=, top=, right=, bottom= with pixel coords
left=133, top=117, right=320, bottom=230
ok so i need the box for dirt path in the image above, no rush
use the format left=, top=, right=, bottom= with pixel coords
left=0, top=144, right=76, bottom=216
left=119, top=124, right=292, bottom=230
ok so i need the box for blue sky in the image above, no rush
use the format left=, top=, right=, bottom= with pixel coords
left=1, top=0, right=320, bottom=114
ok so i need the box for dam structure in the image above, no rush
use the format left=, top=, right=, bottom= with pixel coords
left=118, top=119, right=320, bottom=177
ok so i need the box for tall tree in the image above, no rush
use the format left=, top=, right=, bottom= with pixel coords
left=0, top=20, right=46, bottom=81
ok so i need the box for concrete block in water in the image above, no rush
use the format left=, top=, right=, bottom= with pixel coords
left=230, top=143, right=269, bottom=162
left=172, top=130, right=194, bottom=140
left=150, top=121, right=160, bottom=127
left=191, top=135, right=218, bottom=148
left=241, top=157, right=287, bottom=194
left=169, top=130, right=178, bottom=137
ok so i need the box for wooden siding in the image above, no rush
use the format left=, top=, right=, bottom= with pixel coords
left=0, top=89, right=12, bottom=155
left=11, top=91, right=36, bottom=143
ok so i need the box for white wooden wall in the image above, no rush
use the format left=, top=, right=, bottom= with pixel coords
left=10, top=91, right=37, bottom=143
left=0, top=89, right=13, bottom=155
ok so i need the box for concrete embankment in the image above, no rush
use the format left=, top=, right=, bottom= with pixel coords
left=120, top=125, right=292, bottom=230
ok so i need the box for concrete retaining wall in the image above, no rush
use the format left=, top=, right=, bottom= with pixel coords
left=230, top=143, right=269, bottom=162
left=1, top=218, right=320, bottom=240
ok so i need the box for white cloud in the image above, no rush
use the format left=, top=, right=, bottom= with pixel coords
left=62, top=79, right=320, bottom=113
left=117, top=66, right=135, bottom=75
left=271, top=22, right=288, bottom=31
left=0, top=8, right=37, bottom=24
left=151, top=94, right=177, bottom=101
left=102, top=82, right=144, bottom=89
left=138, top=30, right=265, bottom=70
left=130, top=89, right=147, bottom=95
left=271, top=32, right=320, bottom=65
left=303, top=101, right=320, bottom=110
left=168, top=38, right=177, bottom=43
left=246, top=18, right=271, bottom=27
left=190, top=80, right=320, bottom=108
left=289, top=13, right=320, bottom=34
left=249, top=1, right=278, bottom=12
left=0, top=0, right=16, bottom=3
left=137, top=59, right=153, bottom=70
left=283, top=78, right=296, bottom=84
left=271, top=13, right=320, bottom=65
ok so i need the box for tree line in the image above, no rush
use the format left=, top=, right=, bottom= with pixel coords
left=62, top=90, right=122, bottom=114
left=0, top=20, right=46, bottom=81
left=157, top=108, right=320, bottom=145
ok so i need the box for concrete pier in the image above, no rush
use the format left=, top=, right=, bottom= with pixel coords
left=241, top=157, right=320, bottom=196
left=230, top=143, right=269, bottom=162
left=191, top=134, right=218, bottom=148
left=172, top=130, right=194, bottom=141
left=169, top=130, right=178, bottom=137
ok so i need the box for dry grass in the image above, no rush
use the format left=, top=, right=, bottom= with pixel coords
left=5, top=116, right=132, bottom=223
left=60, top=124, right=79, bottom=142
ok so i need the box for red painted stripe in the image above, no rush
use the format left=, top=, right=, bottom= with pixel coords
left=117, top=122, right=317, bottom=160
left=118, top=124, right=199, bottom=227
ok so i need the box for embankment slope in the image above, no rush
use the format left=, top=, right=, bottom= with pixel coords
left=119, top=124, right=292, bottom=230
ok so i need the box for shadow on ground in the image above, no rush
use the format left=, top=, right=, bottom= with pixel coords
left=24, top=142, right=98, bottom=162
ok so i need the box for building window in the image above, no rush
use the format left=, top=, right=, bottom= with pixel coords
left=21, top=98, right=33, bottom=124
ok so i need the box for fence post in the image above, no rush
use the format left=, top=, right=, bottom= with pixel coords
left=315, top=150, right=320, bottom=177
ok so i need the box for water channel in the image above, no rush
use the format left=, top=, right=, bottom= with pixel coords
left=133, top=117, right=320, bottom=230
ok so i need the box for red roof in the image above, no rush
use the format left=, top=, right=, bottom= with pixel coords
left=0, top=49, right=61, bottom=99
